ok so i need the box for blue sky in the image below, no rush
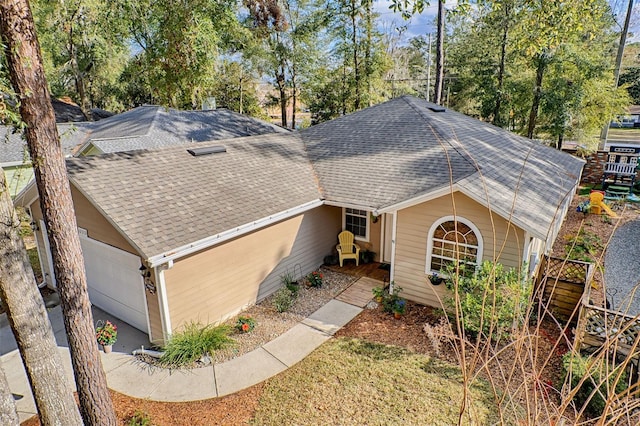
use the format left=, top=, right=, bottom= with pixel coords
left=373, top=0, right=640, bottom=44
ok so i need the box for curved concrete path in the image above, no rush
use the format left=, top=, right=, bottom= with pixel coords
left=4, top=298, right=364, bottom=422
left=604, top=219, right=640, bottom=315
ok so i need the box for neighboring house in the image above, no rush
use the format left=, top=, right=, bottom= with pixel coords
left=17, top=96, right=584, bottom=344
left=73, top=105, right=288, bottom=156
left=5, top=104, right=286, bottom=198
left=2, top=122, right=91, bottom=197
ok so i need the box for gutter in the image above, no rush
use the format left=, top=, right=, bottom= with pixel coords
left=147, top=198, right=324, bottom=268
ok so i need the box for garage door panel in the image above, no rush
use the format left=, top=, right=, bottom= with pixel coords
left=80, top=236, right=148, bottom=332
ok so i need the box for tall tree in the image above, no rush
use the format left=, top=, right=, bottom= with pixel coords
left=0, top=168, right=82, bottom=425
left=0, top=0, right=117, bottom=423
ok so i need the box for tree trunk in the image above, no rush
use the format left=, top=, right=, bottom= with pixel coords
left=527, top=54, right=547, bottom=139
left=291, top=63, right=297, bottom=129
left=0, top=1, right=117, bottom=425
left=65, top=11, right=92, bottom=121
left=277, top=66, right=287, bottom=128
left=493, top=3, right=511, bottom=127
left=434, top=0, right=445, bottom=105
left=365, top=0, right=372, bottom=106
left=351, top=0, right=360, bottom=110
left=0, top=169, right=82, bottom=425
left=0, top=357, right=20, bottom=426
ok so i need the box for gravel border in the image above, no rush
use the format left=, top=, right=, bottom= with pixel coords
left=604, top=219, right=640, bottom=315
left=138, top=266, right=358, bottom=368
left=212, top=266, right=357, bottom=363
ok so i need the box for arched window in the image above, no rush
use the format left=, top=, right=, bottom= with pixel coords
left=426, top=216, right=483, bottom=274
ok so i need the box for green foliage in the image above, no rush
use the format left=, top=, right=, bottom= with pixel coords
left=562, top=352, right=628, bottom=416
left=235, top=315, right=256, bottom=333
left=380, top=284, right=405, bottom=315
left=159, top=322, right=233, bottom=367
left=273, top=287, right=295, bottom=313
left=306, top=271, right=323, bottom=287
left=127, top=410, right=152, bottom=426
left=445, top=261, right=532, bottom=340
left=564, top=229, right=603, bottom=262
left=618, top=66, right=640, bottom=104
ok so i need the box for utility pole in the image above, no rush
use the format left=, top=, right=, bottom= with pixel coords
left=426, top=33, right=432, bottom=102
left=602, top=0, right=634, bottom=148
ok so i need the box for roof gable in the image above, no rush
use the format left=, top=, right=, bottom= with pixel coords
left=66, top=133, right=320, bottom=259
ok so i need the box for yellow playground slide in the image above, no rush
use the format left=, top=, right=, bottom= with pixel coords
left=590, top=191, right=618, bottom=218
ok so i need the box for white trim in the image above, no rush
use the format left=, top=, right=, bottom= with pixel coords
left=79, top=233, right=150, bottom=335
left=425, top=215, right=484, bottom=275
left=69, top=179, right=147, bottom=257
left=148, top=199, right=324, bottom=267
left=39, top=220, right=57, bottom=287
left=12, top=178, right=38, bottom=208
left=324, top=200, right=375, bottom=211
left=0, top=160, right=31, bottom=168
left=380, top=214, right=386, bottom=262
left=342, top=207, right=370, bottom=242
left=155, top=265, right=173, bottom=340
left=389, top=211, right=398, bottom=292
left=376, top=184, right=460, bottom=215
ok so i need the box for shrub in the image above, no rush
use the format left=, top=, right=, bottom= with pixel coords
left=564, top=229, right=603, bottom=262
left=235, top=315, right=256, bottom=333
left=381, top=283, right=404, bottom=314
left=273, top=287, right=295, bottom=313
left=281, top=272, right=300, bottom=296
left=562, top=352, right=628, bottom=417
left=445, top=261, right=531, bottom=340
left=159, top=322, right=233, bottom=367
left=307, top=271, right=324, bottom=287
left=127, top=411, right=152, bottom=426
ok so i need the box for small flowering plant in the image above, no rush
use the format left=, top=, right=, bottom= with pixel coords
left=235, top=316, right=256, bottom=333
left=95, top=320, right=117, bottom=345
left=307, top=271, right=324, bottom=288
left=392, top=299, right=406, bottom=315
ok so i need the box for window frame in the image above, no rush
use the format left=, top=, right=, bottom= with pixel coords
left=342, top=207, right=370, bottom=242
left=425, top=216, right=483, bottom=276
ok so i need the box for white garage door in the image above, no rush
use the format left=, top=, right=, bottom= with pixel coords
left=80, top=235, right=148, bottom=333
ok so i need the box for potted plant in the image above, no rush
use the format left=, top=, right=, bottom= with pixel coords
left=235, top=315, right=256, bottom=333
left=96, top=320, right=117, bottom=353
left=371, top=286, right=385, bottom=303
left=360, top=250, right=376, bottom=264
left=392, top=299, right=406, bottom=319
left=429, top=273, right=444, bottom=285
left=307, top=271, right=324, bottom=287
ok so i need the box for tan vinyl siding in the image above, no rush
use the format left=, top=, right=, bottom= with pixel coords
left=70, top=187, right=137, bottom=254
left=145, top=272, right=163, bottom=344
left=28, top=185, right=136, bottom=255
left=164, top=205, right=341, bottom=330
left=394, top=191, right=525, bottom=308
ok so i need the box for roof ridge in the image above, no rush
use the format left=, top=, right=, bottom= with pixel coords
left=401, top=96, right=479, bottom=175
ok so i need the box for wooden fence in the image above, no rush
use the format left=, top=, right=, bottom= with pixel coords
left=535, top=256, right=594, bottom=323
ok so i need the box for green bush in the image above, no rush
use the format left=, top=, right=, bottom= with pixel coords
left=562, top=352, right=628, bottom=417
left=159, top=322, right=233, bottom=367
left=127, top=411, right=152, bottom=426
left=445, top=261, right=531, bottom=340
left=273, top=287, right=295, bottom=313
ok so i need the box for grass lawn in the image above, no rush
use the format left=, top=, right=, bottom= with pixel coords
left=252, top=338, right=501, bottom=425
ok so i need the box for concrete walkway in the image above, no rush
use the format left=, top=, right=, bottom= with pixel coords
left=4, top=296, right=365, bottom=422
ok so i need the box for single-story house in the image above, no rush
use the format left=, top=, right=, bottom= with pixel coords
left=6, top=104, right=286, bottom=199
left=17, top=96, right=584, bottom=344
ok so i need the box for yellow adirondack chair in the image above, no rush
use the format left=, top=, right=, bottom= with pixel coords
left=336, top=231, right=360, bottom=267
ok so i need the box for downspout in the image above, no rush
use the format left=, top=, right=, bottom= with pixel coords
left=389, top=211, right=398, bottom=293
left=154, top=260, right=174, bottom=342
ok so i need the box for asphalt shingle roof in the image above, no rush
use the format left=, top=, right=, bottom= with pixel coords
left=1, top=123, right=91, bottom=165
left=63, top=96, right=584, bottom=259
left=83, top=106, right=288, bottom=154
left=301, top=96, right=584, bottom=239
left=66, top=133, right=320, bottom=258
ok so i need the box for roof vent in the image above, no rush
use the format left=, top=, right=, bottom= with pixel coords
left=428, top=106, right=446, bottom=113
left=187, top=145, right=226, bottom=156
